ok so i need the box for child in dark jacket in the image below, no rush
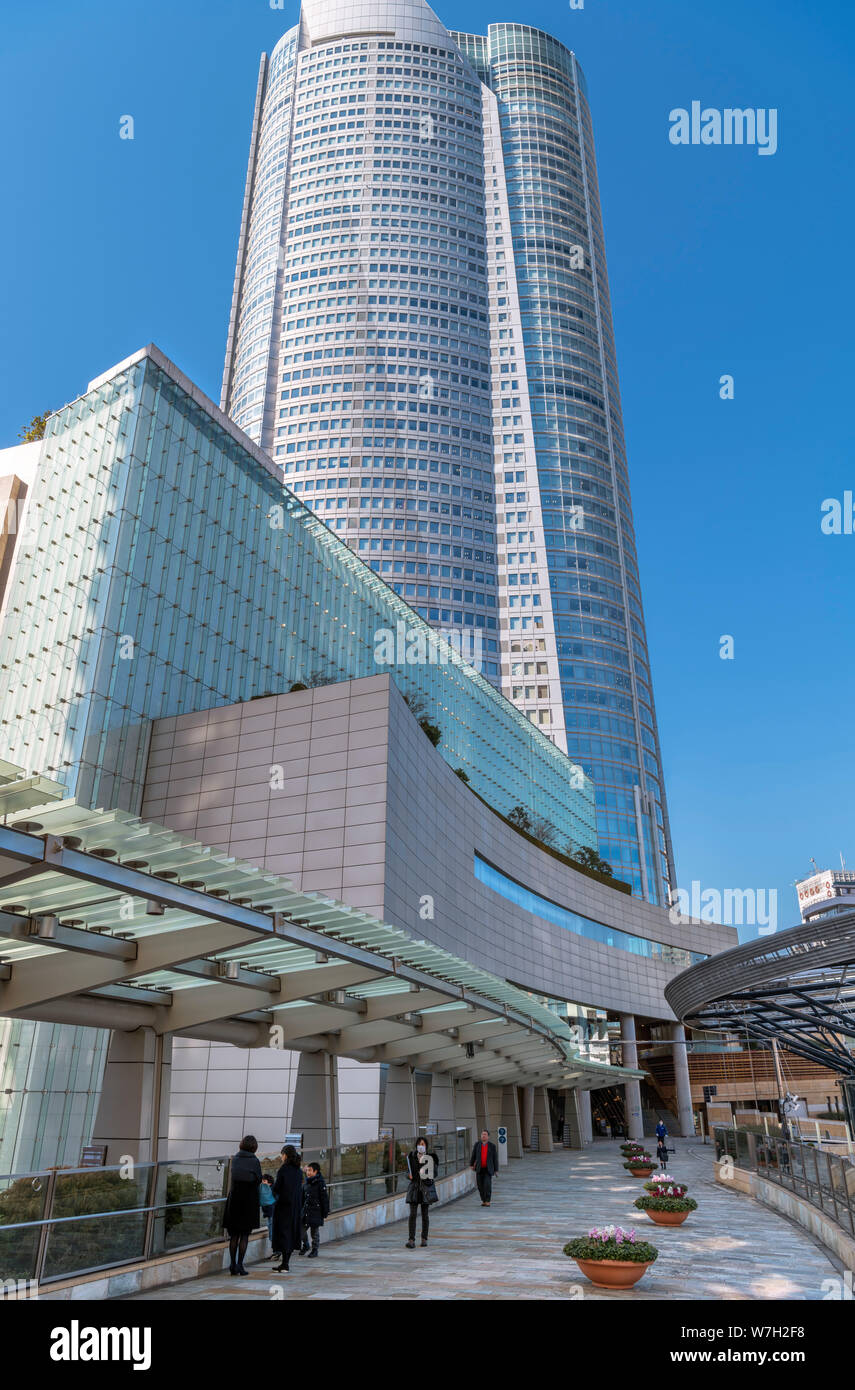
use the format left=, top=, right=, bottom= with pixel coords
left=259, top=1172, right=277, bottom=1254
left=300, top=1162, right=330, bottom=1257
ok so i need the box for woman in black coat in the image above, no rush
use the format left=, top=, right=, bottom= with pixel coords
left=404, top=1139, right=439, bottom=1249
left=223, top=1134, right=262, bottom=1276
left=272, top=1144, right=304, bottom=1272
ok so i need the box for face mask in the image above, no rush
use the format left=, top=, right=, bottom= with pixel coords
left=417, top=1144, right=426, bottom=1152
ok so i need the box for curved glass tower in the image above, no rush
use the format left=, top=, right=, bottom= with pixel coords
left=222, top=2, right=675, bottom=903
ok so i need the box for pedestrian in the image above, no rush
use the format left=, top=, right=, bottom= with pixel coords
left=223, top=1134, right=262, bottom=1277
left=404, top=1135, right=438, bottom=1249
left=300, top=1161, right=330, bottom=1257
left=656, top=1137, right=669, bottom=1169
left=260, top=1172, right=277, bottom=1256
left=655, top=1118, right=668, bottom=1144
left=272, top=1144, right=304, bottom=1273
left=469, top=1128, right=499, bottom=1207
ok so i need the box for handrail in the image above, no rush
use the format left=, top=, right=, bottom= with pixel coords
left=0, top=1128, right=471, bottom=1286
left=713, top=1124, right=855, bottom=1241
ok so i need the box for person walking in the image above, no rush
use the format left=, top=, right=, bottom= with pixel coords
left=469, top=1129, right=499, bottom=1207
left=300, top=1161, right=330, bottom=1258
left=259, top=1172, right=277, bottom=1255
left=272, top=1144, right=304, bottom=1273
left=655, top=1118, right=668, bottom=1144
left=223, top=1134, right=262, bottom=1276
left=404, top=1136, right=438, bottom=1249
left=656, top=1137, right=669, bottom=1170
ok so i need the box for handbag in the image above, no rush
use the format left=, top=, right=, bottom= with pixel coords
left=422, top=1179, right=439, bottom=1206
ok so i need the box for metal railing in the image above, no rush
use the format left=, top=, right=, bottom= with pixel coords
left=0, top=1128, right=471, bottom=1287
left=713, top=1125, right=855, bottom=1239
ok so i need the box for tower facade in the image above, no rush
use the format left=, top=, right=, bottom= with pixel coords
left=222, top=2, right=675, bottom=902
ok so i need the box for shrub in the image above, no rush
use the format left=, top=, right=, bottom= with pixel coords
left=564, top=1226, right=658, bottom=1264
left=419, top=717, right=441, bottom=746
left=634, top=1194, right=697, bottom=1214
left=623, top=1154, right=655, bottom=1170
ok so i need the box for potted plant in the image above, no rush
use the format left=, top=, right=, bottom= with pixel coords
left=634, top=1187, right=698, bottom=1227
left=564, top=1225, right=658, bottom=1290
left=623, top=1151, right=656, bottom=1177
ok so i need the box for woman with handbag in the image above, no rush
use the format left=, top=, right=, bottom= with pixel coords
left=272, top=1144, right=304, bottom=1273
left=404, top=1137, right=439, bottom=1249
left=223, top=1135, right=262, bottom=1276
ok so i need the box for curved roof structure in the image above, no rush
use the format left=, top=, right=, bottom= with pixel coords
left=0, top=765, right=640, bottom=1092
left=665, top=914, right=855, bottom=1078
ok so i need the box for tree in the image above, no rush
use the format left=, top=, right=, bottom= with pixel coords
left=507, top=805, right=533, bottom=832
left=419, top=717, right=441, bottom=747
left=403, top=694, right=441, bottom=747
left=569, top=845, right=613, bottom=877
left=530, top=815, right=557, bottom=846
left=17, top=410, right=52, bottom=443
left=454, top=768, right=470, bottom=783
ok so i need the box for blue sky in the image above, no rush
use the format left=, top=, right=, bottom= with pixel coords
left=1, top=0, right=852, bottom=939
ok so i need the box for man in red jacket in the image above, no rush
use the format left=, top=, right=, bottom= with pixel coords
left=469, top=1129, right=499, bottom=1206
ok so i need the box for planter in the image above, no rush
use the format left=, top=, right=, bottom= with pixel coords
left=628, top=1166, right=656, bottom=1178
left=643, top=1206, right=690, bottom=1227
left=572, top=1257, right=654, bottom=1290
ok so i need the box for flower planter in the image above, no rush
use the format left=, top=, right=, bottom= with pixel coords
left=628, top=1165, right=656, bottom=1178
left=572, top=1257, right=654, bottom=1290
left=643, top=1206, right=690, bottom=1227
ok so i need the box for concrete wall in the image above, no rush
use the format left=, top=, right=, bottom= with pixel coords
left=141, top=676, right=737, bottom=1157
left=716, top=1160, right=855, bottom=1274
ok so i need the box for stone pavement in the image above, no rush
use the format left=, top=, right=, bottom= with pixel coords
left=126, top=1139, right=839, bottom=1301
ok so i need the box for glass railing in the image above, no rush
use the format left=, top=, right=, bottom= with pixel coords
left=713, top=1125, right=855, bottom=1239
left=0, top=1129, right=471, bottom=1287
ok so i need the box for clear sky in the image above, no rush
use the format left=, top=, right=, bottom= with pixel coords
left=1, top=0, right=852, bottom=940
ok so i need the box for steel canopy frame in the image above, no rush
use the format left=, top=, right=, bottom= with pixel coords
left=665, top=911, right=855, bottom=1079
left=0, top=801, right=643, bottom=1091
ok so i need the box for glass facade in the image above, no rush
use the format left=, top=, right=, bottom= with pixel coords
left=223, top=7, right=675, bottom=902
left=452, top=23, right=674, bottom=903
left=224, top=24, right=501, bottom=681
left=474, top=854, right=707, bottom=968
left=0, top=349, right=594, bottom=849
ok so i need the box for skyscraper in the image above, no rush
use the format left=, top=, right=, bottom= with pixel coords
left=222, top=0, right=675, bottom=903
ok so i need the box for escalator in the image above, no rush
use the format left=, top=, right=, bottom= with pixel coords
left=590, top=1086, right=627, bottom=1138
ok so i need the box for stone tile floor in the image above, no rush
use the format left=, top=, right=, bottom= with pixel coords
left=127, top=1139, right=840, bottom=1301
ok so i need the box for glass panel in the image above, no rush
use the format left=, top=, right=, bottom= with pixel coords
left=42, top=1210, right=148, bottom=1281
left=51, top=1165, right=154, bottom=1220
left=0, top=1222, right=41, bottom=1284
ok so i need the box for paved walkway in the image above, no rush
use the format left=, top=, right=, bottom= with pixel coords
left=127, top=1140, right=839, bottom=1301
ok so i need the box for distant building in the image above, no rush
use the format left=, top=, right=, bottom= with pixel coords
left=795, top=869, right=855, bottom=923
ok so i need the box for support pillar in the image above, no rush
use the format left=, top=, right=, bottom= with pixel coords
left=473, top=1081, right=489, bottom=1137
left=564, top=1089, right=585, bottom=1148
left=427, top=1072, right=455, bottom=1133
left=521, top=1084, right=535, bottom=1146
left=531, top=1086, right=554, bottom=1152
left=381, top=1064, right=418, bottom=1138
left=91, top=1029, right=172, bottom=1165
left=499, top=1085, right=524, bottom=1159
left=486, top=1083, right=503, bottom=1137
left=453, top=1077, right=477, bottom=1142
left=579, top=1088, right=593, bottom=1145
left=620, top=1013, right=644, bottom=1139
left=671, top=1023, right=695, bottom=1137
left=290, top=1051, right=340, bottom=1151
